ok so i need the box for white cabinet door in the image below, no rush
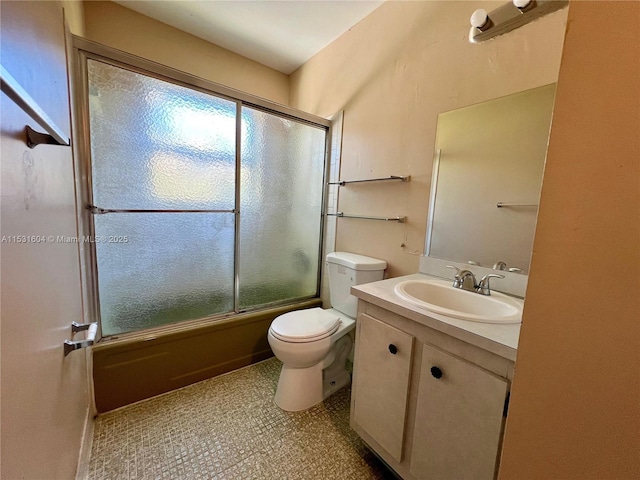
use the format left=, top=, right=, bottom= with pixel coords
left=411, top=344, right=508, bottom=480
left=353, top=313, right=414, bottom=462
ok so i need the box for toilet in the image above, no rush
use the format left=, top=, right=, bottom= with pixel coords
left=268, top=252, right=386, bottom=411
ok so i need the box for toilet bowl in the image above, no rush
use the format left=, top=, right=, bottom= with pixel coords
left=268, top=307, right=354, bottom=411
left=268, top=252, right=386, bottom=412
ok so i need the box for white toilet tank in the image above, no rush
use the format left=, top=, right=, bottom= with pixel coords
left=326, top=252, right=387, bottom=318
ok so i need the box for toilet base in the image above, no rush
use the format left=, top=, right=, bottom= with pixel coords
left=323, top=369, right=351, bottom=399
left=274, top=335, right=353, bottom=412
left=274, top=362, right=324, bottom=412
left=322, top=334, right=353, bottom=398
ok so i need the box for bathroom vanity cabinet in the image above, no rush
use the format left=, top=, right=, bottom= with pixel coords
left=350, top=283, right=518, bottom=480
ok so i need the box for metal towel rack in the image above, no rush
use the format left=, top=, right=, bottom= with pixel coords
left=496, top=202, right=539, bottom=208
left=326, top=175, right=408, bottom=222
left=327, top=212, right=406, bottom=223
left=328, top=175, right=410, bottom=186
left=0, top=64, right=70, bottom=148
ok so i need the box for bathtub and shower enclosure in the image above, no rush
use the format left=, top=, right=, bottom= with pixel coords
left=72, top=38, right=331, bottom=411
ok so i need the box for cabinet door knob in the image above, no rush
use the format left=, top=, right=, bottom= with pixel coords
left=388, top=344, right=398, bottom=355
left=431, top=366, right=443, bottom=379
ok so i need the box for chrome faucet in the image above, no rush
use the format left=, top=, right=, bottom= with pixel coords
left=457, top=270, right=478, bottom=292
left=492, top=261, right=507, bottom=270
left=447, top=266, right=477, bottom=292
left=447, top=266, right=505, bottom=295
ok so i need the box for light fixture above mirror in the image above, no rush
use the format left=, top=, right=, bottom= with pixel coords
left=469, top=0, right=568, bottom=43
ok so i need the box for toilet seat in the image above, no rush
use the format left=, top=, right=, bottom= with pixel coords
left=270, top=308, right=341, bottom=343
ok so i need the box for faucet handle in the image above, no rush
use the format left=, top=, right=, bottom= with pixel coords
left=446, top=265, right=463, bottom=288
left=447, top=265, right=462, bottom=278
left=476, top=273, right=505, bottom=296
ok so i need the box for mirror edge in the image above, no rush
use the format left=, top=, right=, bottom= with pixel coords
left=424, top=148, right=441, bottom=258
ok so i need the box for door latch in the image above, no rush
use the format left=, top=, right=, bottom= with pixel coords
left=64, top=322, right=97, bottom=356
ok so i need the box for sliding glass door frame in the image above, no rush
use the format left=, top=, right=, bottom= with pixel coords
left=71, top=36, right=332, bottom=340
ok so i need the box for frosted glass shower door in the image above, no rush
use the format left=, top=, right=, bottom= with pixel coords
left=84, top=56, right=328, bottom=337
left=239, top=107, right=326, bottom=308
left=87, top=59, right=237, bottom=336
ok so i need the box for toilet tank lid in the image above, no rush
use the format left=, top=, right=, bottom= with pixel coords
left=327, top=252, right=387, bottom=271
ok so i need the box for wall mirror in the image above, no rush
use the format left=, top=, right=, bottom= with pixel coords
left=425, top=84, right=557, bottom=274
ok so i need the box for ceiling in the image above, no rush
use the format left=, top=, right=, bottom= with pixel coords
left=114, top=1, right=384, bottom=74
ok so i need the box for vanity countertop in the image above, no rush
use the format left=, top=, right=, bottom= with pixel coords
left=351, top=273, right=521, bottom=361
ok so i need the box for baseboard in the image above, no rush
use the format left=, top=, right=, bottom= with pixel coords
left=75, top=348, right=97, bottom=480
left=75, top=405, right=95, bottom=480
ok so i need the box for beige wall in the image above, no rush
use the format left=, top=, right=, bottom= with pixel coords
left=499, top=1, right=640, bottom=478
left=62, top=0, right=86, bottom=36
left=290, top=1, right=568, bottom=277
left=83, top=1, right=289, bottom=105
left=0, top=2, right=90, bottom=478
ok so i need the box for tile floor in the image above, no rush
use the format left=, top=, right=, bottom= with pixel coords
left=88, top=357, right=394, bottom=479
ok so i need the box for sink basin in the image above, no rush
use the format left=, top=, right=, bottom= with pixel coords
left=393, top=278, right=522, bottom=323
